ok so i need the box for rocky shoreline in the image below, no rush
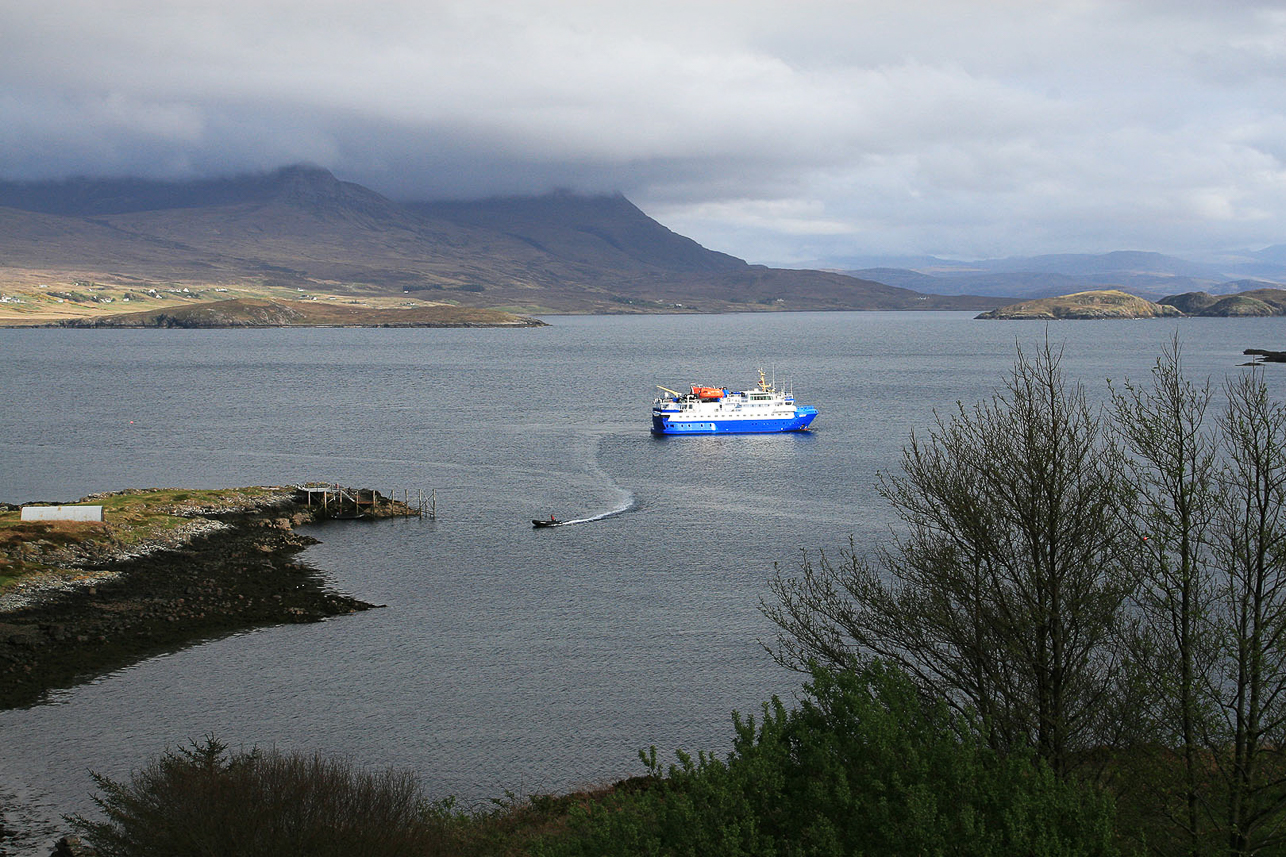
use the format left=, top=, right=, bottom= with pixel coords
left=0, top=492, right=377, bottom=711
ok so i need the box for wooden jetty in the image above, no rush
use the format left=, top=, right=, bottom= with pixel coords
left=294, top=484, right=435, bottom=519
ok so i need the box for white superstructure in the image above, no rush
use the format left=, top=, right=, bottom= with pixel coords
left=651, top=370, right=818, bottom=434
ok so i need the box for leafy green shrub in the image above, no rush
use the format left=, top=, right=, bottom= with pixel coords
left=70, top=736, right=459, bottom=857
left=540, top=662, right=1119, bottom=857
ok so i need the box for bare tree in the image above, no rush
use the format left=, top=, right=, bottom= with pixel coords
left=765, top=341, right=1286, bottom=852
left=765, top=341, right=1137, bottom=776
left=1110, top=339, right=1220, bottom=857
left=1208, top=370, right=1286, bottom=857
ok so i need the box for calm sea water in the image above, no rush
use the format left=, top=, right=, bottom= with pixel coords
left=0, top=312, right=1282, bottom=852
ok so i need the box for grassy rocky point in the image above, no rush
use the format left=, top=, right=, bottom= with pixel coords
left=0, top=486, right=392, bottom=709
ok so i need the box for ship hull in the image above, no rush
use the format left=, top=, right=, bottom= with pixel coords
left=651, top=407, right=818, bottom=435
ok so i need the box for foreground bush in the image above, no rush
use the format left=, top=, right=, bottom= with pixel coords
left=70, top=737, right=463, bottom=857
left=68, top=667, right=1120, bottom=856
left=539, top=662, right=1119, bottom=857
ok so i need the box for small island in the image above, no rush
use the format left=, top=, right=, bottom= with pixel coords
left=1162, top=289, right=1286, bottom=317
left=0, top=485, right=404, bottom=709
left=976, top=289, right=1182, bottom=320
left=977, top=287, right=1286, bottom=320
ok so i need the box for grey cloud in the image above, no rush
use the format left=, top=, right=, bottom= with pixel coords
left=4, top=1, right=1286, bottom=263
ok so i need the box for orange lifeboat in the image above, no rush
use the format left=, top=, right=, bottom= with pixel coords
left=692, top=386, right=724, bottom=400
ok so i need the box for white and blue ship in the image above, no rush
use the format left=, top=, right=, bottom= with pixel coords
left=651, top=370, right=818, bottom=435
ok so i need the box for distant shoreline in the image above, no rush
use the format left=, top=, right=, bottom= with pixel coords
left=21, top=319, right=546, bottom=329
left=0, top=296, right=546, bottom=329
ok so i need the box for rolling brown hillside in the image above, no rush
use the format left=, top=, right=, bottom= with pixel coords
left=0, top=165, right=1004, bottom=316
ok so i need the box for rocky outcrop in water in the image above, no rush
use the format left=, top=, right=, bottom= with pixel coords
left=48, top=835, right=94, bottom=856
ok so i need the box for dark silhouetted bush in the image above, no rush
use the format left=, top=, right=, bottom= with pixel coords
left=70, top=736, right=460, bottom=857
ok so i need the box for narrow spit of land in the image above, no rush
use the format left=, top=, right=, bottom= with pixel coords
left=0, top=485, right=408, bottom=710
left=0, top=291, right=549, bottom=328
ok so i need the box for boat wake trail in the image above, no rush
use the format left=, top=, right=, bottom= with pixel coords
left=553, top=493, right=636, bottom=527
left=535, top=429, right=636, bottom=528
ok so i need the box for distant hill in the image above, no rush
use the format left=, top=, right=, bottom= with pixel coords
left=850, top=268, right=1091, bottom=299
left=837, top=250, right=1285, bottom=301
left=408, top=193, right=745, bottom=275
left=1251, top=244, right=1286, bottom=265
left=0, top=166, right=401, bottom=218
left=983, top=250, right=1219, bottom=277
left=0, top=166, right=1000, bottom=315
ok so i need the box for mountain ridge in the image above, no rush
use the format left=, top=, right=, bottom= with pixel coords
left=824, top=248, right=1286, bottom=301
left=0, top=166, right=999, bottom=315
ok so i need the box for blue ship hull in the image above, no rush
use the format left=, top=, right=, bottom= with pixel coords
left=652, top=407, right=818, bottom=435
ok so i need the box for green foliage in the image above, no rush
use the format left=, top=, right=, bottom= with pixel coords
left=70, top=736, right=460, bottom=857
left=539, top=662, right=1118, bottom=857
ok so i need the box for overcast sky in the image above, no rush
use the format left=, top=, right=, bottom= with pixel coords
left=4, top=1, right=1286, bottom=265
